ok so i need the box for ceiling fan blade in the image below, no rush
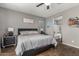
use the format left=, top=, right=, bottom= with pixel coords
left=47, top=5, right=50, bottom=10
left=36, top=3, right=44, bottom=7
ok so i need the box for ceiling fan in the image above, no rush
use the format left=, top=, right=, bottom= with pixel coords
left=36, top=3, right=51, bottom=10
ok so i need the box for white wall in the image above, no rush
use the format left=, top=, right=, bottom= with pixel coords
left=46, top=5, right=79, bottom=48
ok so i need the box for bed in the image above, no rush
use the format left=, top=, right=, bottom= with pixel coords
left=15, top=28, right=57, bottom=56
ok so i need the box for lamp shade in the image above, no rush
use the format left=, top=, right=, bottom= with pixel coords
left=40, top=28, right=44, bottom=31
left=8, top=27, right=14, bottom=31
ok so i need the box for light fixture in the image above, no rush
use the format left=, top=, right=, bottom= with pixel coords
left=44, top=3, right=51, bottom=5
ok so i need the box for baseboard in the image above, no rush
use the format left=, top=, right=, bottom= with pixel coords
left=62, top=42, right=79, bottom=49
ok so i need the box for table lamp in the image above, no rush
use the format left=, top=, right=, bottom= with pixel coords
left=8, top=27, right=14, bottom=36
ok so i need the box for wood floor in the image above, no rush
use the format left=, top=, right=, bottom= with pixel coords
left=0, top=44, right=79, bottom=56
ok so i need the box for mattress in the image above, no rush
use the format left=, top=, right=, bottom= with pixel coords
left=15, top=34, right=57, bottom=56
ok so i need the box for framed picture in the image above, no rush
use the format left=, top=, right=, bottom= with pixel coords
left=68, top=17, right=79, bottom=27
left=23, top=18, right=34, bottom=23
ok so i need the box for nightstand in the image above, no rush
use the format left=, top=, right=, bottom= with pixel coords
left=2, top=35, right=17, bottom=48
left=40, top=31, right=48, bottom=35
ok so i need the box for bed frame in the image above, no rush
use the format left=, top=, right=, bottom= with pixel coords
left=18, top=28, right=55, bottom=56
left=18, top=28, right=38, bottom=35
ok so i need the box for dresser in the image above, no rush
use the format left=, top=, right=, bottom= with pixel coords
left=2, top=35, right=17, bottom=48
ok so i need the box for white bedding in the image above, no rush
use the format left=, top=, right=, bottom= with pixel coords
left=15, top=34, right=57, bottom=56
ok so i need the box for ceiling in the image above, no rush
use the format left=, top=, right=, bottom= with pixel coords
left=0, top=3, right=79, bottom=18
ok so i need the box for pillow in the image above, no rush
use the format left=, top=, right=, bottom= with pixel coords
left=20, top=31, right=28, bottom=35
left=20, top=31, right=39, bottom=35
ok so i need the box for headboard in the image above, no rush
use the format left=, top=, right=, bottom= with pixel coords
left=18, top=28, right=38, bottom=35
